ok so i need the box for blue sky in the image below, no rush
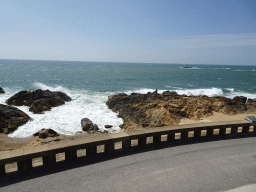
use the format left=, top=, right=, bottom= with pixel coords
left=1, top=0, right=255, bottom=65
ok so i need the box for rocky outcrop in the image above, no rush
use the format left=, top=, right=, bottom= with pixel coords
left=33, top=129, right=59, bottom=138
left=6, top=89, right=72, bottom=114
left=0, top=87, right=5, bottom=94
left=0, top=104, right=31, bottom=134
left=106, top=91, right=255, bottom=130
left=81, top=118, right=99, bottom=133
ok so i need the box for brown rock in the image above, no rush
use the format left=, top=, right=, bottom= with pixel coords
left=106, top=92, right=254, bottom=131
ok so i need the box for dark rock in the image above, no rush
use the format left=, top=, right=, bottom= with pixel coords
left=81, top=118, right=99, bottom=133
left=0, top=87, right=5, bottom=94
left=183, top=66, right=191, bottom=68
left=0, top=104, right=31, bottom=134
left=33, top=128, right=59, bottom=138
left=233, top=96, right=247, bottom=104
left=6, top=89, right=71, bottom=114
left=105, top=125, right=113, bottom=128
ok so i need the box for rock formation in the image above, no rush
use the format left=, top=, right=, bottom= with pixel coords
left=106, top=91, right=255, bottom=130
left=6, top=89, right=72, bottom=114
left=0, top=104, right=31, bottom=134
left=81, top=118, right=99, bottom=133
left=0, top=87, right=5, bottom=94
left=33, top=128, right=59, bottom=138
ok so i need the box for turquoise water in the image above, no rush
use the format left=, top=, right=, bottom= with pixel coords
left=0, top=59, right=256, bottom=137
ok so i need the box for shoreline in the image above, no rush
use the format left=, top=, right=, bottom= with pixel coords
left=1, top=112, right=255, bottom=152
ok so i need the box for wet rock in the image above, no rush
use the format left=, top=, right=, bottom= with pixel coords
left=0, top=87, right=5, bottom=94
left=33, top=128, right=59, bottom=138
left=6, top=89, right=71, bottom=114
left=81, top=118, right=99, bottom=133
left=0, top=104, right=31, bottom=134
left=105, top=125, right=113, bottom=128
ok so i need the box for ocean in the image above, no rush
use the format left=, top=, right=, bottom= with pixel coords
left=1, top=59, right=256, bottom=138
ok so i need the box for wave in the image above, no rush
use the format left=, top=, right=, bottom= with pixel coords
left=8, top=83, right=123, bottom=138
left=33, top=82, right=71, bottom=95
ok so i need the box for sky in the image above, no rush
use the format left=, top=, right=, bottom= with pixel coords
left=0, top=0, right=256, bottom=65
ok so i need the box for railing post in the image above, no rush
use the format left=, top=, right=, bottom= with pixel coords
left=181, top=131, right=188, bottom=139
left=206, top=128, right=213, bottom=137
left=231, top=126, right=238, bottom=134
left=122, top=138, right=131, bottom=149
left=167, top=132, right=175, bottom=141
left=194, top=130, right=201, bottom=138
left=65, top=150, right=77, bottom=162
left=242, top=125, right=250, bottom=133
left=105, top=143, right=114, bottom=153
left=86, top=145, right=97, bottom=157
left=153, top=135, right=161, bottom=143
left=138, top=137, right=146, bottom=146
left=17, top=159, right=32, bottom=173
left=0, top=165, right=5, bottom=177
left=43, top=154, right=56, bottom=168
left=219, top=127, right=226, bottom=135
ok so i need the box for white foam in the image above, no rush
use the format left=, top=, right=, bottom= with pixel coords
left=7, top=83, right=123, bottom=138
left=175, top=87, right=223, bottom=97
left=33, top=82, right=71, bottom=95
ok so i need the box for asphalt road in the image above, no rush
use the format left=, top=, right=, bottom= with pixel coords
left=1, top=136, right=256, bottom=192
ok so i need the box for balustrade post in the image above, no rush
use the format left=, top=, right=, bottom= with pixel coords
left=242, top=125, right=250, bottom=133
left=194, top=130, right=201, bottom=138
left=43, top=154, right=56, bottom=168
left=0, top=165, right=5, bottom=177
left=105, top=143, right=114, bottom=153
left=206, top=128, right=213, bottom=137
left=153, top=135, right=161, bottom=143
left=65, top=150, right=77, bottom=162
left=219, top=128, right=226, bottom=135
left=138, top=137, right=146, bottom=146
left=231, top=126, right=238, bottom=134
left=122, top=138, right=131, bottom=149
left=167, top=132, right=175, bottom=141
left=86, top=145, right=97, bottom=157
left=181, top=131, right=188, bottom=139
left=17, top=159, right=32, bottom=173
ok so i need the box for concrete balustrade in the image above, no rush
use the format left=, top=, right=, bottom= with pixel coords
left=0, top=120, right=254, bottom=177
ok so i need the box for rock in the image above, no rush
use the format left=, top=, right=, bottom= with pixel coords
left=0, top=87, right=5, bottom=94
left=105, top=125, right=113, bottom=128
left=0, top=104, right=31, bottom=134
left=183, top=66, right=191, bottom=68
left=81, top=118, right=99, bottom=133
left=6, top=89, right=72, bottom=114
left=33, top=128, right=59, bottom=138
left=233, top=96, right=247, bottom=104
left=106, top=92, right=254, bottom=131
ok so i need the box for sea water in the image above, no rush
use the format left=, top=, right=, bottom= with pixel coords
left=0, top=59, right=256, bottom=138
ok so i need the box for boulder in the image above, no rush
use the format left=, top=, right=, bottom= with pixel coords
left=6, top=89, right=72, bottom=114
left=33, top=128, right=59, bottom=138
left=105, top=125, right=113, bottom=128
left=0, top=87, right=5, bottom=94
left=0, top=104, right=31, bottom=134
left=81, top=118, right=99, bottom=133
